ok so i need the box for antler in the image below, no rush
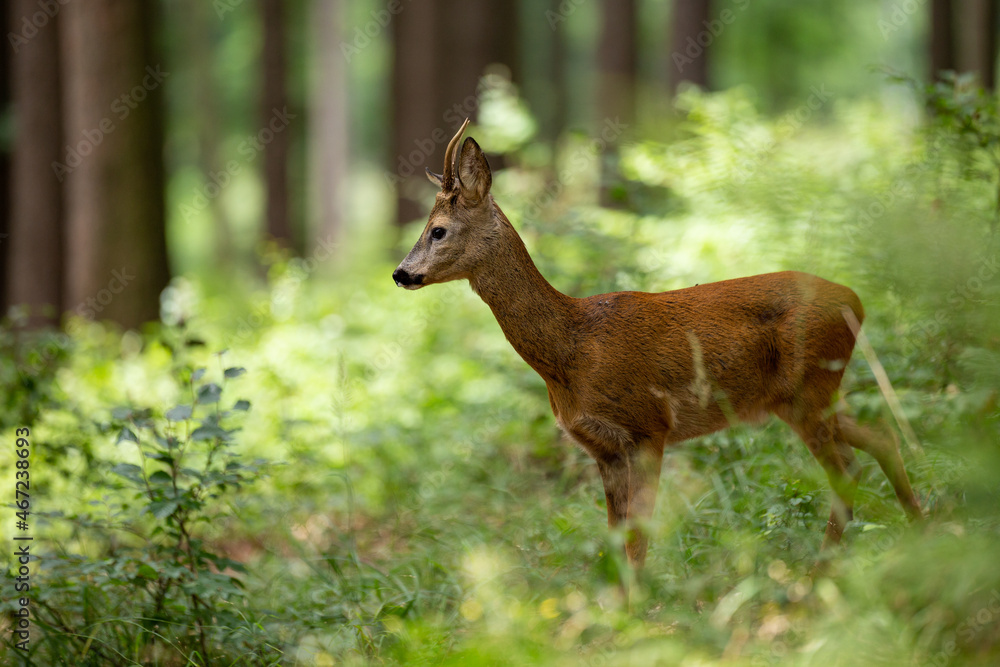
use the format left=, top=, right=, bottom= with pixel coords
left=440, top=118, right=470, bottom=191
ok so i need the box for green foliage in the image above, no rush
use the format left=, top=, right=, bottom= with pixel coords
left=1, top=334, right=274, bottom=666
left=4, top=87, right=1000, bottom=665
left=0, top=310, right=69, bottom=430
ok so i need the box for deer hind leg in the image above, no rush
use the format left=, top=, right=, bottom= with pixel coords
left=595, top=442, right=665, bottom=569
left=777, top=409, right=862, bottom=549
left=838, top=414, right=922, bottom=521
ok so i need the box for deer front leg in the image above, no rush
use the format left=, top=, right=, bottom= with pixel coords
left=596, top=444, right=665, bottom=569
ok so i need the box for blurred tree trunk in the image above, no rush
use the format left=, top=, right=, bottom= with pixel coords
left=955, top=0, right=997, bottom=90
left=187, top=0, right=233, bottom=264
left=60, top=0, right=169, bottom=329
left=930, top=0, right=956, bottom=82
left=437, top=0, right=518, bottom=114
left=391, top=0, right=439, bottom=226
left=930, top=0, right=997, bottom=89
left=547, top=0, right=568, bottom=142
left=598, top=0, right=636, bottom=127
left=391, top=0, right=518, bottom=226
left=261, top=0, right=295, bottom=250
left=0, top=5, right=24, bottom=322
left=542, top=0, right=568, bottom=196
left=309, top=0, right=347, bottom=255
left=436, top=0, right=518, bottom=170
left=669, top=0, right=712, bottom=94
left=524, top=0, right=568, bottom=145
left=597, top=0, right=636, bottom=206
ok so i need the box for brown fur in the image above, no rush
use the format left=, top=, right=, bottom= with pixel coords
left=394, top=122, right=922, bottom=568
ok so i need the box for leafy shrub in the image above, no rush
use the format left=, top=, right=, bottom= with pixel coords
left=1, top=334, right=274, bottom=666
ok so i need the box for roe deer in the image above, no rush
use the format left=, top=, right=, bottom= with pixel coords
left=393, top=119, right=922, bottom=569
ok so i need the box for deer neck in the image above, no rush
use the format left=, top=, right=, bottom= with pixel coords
left=469, top=207, right=578, bottom=384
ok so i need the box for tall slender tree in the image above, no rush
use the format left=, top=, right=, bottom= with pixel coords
left=186, top=0, right=234, bottom=264
left=669, top=0, right=712, bottom=94
left=929, top=0, right=997, bottom=89
left=391, top=0, right=518, bottom=226
left=930, top=0, right=956, bottom=82
left=261, top=0, right=294, bottom=249
left=59, top=0, right=169, bottom=329
left=390, top=0, right=439, bottom=226
left=309, top=0, right=347, bottom=253
left=597, top=0, right=637, bottom=206
left=5, top=0, right=58, bottom=327
left=955, top=0, right=997, bottom=90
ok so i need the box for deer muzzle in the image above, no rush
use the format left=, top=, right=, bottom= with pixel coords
left=392, top=267, right=424, bottom=289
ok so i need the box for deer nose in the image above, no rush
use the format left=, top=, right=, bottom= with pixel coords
left=393, top=268, right=419, bottom=287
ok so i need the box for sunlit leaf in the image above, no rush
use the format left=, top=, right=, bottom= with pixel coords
left=165, top=404, right=193, bottom=421
left=197, top=383, right=222, bottom=404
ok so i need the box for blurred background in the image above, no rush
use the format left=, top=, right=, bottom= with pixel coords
left=3, top=0, right=994, bottom=325
left=1, top=1, right=1000, bottom=665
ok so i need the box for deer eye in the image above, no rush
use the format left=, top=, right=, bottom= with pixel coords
left=430, top=227, right=447, bottom=240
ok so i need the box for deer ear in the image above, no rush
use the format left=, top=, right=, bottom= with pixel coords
left=457, top=137, right=492, bottom=203
left=425, top=167, right=444, bottom=187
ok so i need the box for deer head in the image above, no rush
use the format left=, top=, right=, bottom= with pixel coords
left=393, top=119, right=497, bottom=289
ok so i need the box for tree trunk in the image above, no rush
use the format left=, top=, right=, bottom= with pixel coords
left=59, top=0, right=169, bottom=329
left=391, top=0, right=441, bottom=226
left=524, top=0, right=568, bottom=144
left=186, top=0, right=234, bottom=264
left=4, top=2, right=55, bottom=326
left=597, top=0, right=637, bottom=206
left=261, top=0, right=294, bottom=249
left=435, top=0, right=519, bottom=144
left=391, top=0, right=518, bottom=227
left=955, top=0, right=997, bottom=90
left=669, top=0, right=712, bottom=94
left=309, top=0, right=347, bottom=257
left=930, top=0, right=955, bottom=82
left=598, top=0, right=637, bottom=127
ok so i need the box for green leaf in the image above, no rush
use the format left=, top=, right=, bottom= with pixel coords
left=165, top=404, right=193, bottom=421
left=155, top=435, right=181, bottom=450
left=137, top=563, right=159, bottom=580
left=111, top=406, right=133, bottom=420
left=191, top=424, right=231, bottom=441
left=116, top=428, right=138, bottom=444
left=192, top=368, right=206, bottom=381
left=149, top=471, right=173, bottom=484
left=233, top=399, right=251, bottom=411
left=197, top=383, right=222, bottom=404
left=111, top=463, right=143, bottom=483
left=147, top=499, right=182, bottom=520
left=224, top=367, right=246, bottom=379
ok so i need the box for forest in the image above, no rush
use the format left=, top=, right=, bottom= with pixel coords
left=1, top=0, right=999, bottom=665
